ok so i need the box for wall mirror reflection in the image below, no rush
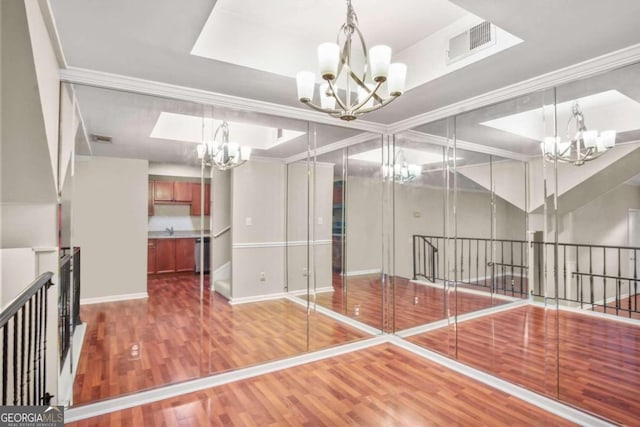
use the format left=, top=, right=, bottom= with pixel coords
left=57, top=84, right=371, bottom=408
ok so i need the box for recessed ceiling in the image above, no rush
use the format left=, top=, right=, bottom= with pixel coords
left=191, top=0, right=522, bottom=91
left=480, top=90, right=640, bottom=142
left=150, top=112, right=305, bottom=150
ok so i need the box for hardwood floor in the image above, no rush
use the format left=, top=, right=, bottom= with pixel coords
left=66, top=344, right=575, bottom=427
left=309, top=274, right=513, bottom=332
left=73, top=274, right=368, bottom=405
left=408, top=305, right=640, bottom=426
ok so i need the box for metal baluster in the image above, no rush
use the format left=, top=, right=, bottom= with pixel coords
left=617, top=248, right=621, bottom=316
left=602, top=248, right=607, bottom=313
left=635, top=248, right=638, bottom=313
left=588, top=247, right=593, bottom=310
left=563, top=245, right=567, bottom=300
left=43, top=283, right=50, bottom=405
left=412, top=236, right=416, bottom=280
left=576, top=246, right=580, bottom=306
left=2, top=326, right=7, bottom=405
left=20, top=308, right=25, bottom=405
left=36, top=288, right=43, bottom=404
left=13, top=315, right=18, bottom=405
left=26, top=300, right=32, bottom=405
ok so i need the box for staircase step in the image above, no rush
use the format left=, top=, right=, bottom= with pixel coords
left=214, top=280, right=231, bottom=300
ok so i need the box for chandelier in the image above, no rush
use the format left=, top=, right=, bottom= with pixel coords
left=382, top=150, right=421, bottom=183
left=197, top=121, right=251, bottom=170
left=541, top=101, right=616, bottom=166
left=295, top=0, right=407, bottom=121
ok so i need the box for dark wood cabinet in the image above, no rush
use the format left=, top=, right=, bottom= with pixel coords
left=155, top=239, right=176, bottom=274
left=190, top=183, right=210, bottom=216
left=154, top=181, right=174, bottom=202
left=147, top=239, right=157, bottom=274
left=148, top=238, right=195, bottom=274
left=173, top=182, right=192, bottom=202
left=175, top=238, right=195, bottom=272
left=148, top=181, right=154, bottom=216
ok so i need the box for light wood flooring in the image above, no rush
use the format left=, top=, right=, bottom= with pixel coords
left=73, top=274, right=368, bottom=405
left=408, top=304, right=640, bottom=426
left=67, top=344, right=575, bottom=427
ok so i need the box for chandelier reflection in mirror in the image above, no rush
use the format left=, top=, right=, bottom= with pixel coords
left=296, top=0, right=407, bottom=121
left=383, top=150, right=422, bottom=183
left=541, top=101, right=616, bottom=166
left=197, top=121, right=251, bottom=170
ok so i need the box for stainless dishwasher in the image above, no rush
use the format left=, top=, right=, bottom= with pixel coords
left=194, top=237, right=210, bottom=273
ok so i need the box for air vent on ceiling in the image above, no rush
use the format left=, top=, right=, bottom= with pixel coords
left=447, top=21, right=495, bottom=64
left=90, top=134, right=113, bottom=144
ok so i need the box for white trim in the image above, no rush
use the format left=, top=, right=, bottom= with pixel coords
left=396, top=299, right=528, bottom=338
left=285, top=132, right=381, bottom=164
left=211, top=261, right=231, bottom=287
left=285, top=295, right=382, bottom=336
left=64, top=335, right=387, bottom=422
left=403, top=130, right=532, bottom=162
left=232, top=240, right=332, bottom=249
left=39, top=0, right=68, bottom=68
left=287, top=286, right=334, bottom=296
left=341, top=269, right=382, bottom=277
left=229, top=292, right=288, bottom=305
left=411, top=278, right=521, bottom=302
left=80, top=292, right=148, bottom=305
left=531, top=300, right=640, bottom=327
left=388, top=43, right=640, bottom=134
left=59, top=323, right=86, bottom=407
left=387, top=336, right=615, bottom=427
left=212, top=226, right=231, bottom=239
left=59, top=67, right=387, bottom=134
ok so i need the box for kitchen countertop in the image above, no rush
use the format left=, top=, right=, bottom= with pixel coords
left=148, top=231, right=210, bottom=239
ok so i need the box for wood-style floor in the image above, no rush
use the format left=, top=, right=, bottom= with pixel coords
left=67, top=344, right=575, bottom=427
left=309, top=274, right=515, bottom=332
left=73, top=274, right=368, bottom=406
left=408, top=305, right=640, bottom=426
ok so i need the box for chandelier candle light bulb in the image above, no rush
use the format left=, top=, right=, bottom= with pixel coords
left=296, top=0, right=407, bottom=121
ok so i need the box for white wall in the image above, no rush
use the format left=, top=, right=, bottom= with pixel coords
left=73, top=157, right=148, bottom=301
left=231, top=160, right=285, bottom=299
left=212, top=168, right=231, bottom=273
left=149, top=162, right=202, bottom=178
left=345, top=176, right=383, bottom=275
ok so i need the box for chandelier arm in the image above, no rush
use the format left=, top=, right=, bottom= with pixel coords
left=326, top=79, right=350, bottom=112
left=353, top=26, right=369, bottom=83
left=354, top=93, right=399, bottom=115
left=300, top=98, right=342, bottom=115
left=350, top=80, right=383, bottom=112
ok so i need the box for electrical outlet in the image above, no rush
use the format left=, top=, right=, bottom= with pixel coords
left=259, top=271, right=266, bottom=281
left=245, top=217, right=253, bottom=226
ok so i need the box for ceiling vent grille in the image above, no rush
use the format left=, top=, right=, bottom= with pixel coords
left=447, top=21, right=495, bottom=64
left=90, top=134, right=113, bottom=144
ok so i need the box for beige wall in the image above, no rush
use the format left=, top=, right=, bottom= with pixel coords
left=345, top=176, right=383, bottom=275
left=73, top=157, right=148, bottom=300
left=231, top=160, right=285, bottom=299
left=212, top=168, right=231, bottom=273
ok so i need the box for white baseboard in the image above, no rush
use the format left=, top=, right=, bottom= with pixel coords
left=58, top=323, right=87, bottom=407
left=80, top=292, right=148, bottom=305
left=229, top=292, right=287, bottom=305
left=287, top=286, right=334, bottom=296
left=341, top=269, right=381, bottom=277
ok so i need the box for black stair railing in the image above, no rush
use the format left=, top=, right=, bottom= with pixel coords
left=0, top=272, right=54, bottom=405
left=412, top=235, right=438, bottom=282
left=59, top=254, right=71, bottom=370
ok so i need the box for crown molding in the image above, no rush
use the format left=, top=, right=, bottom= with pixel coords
left=59, top=67, right=388, bottom=134
left=402, top=131, right=532, bottom=162
left=284, top=132, right=381, bottom=163
left=388, top=43, right=640, bottom=134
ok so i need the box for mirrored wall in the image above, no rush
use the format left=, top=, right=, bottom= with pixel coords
left=57, top=59, right=640, bottom=424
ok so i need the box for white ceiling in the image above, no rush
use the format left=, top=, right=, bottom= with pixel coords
left=50, top=0, right=640, bottom=164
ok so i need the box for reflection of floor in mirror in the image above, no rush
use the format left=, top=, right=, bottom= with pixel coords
left=309, top=274, right=514, bottom=332
left=66, top=344, right=575, bottom=427
left=73, top=273, right=368, bottom=406
left=407, top=304, right=640, bottom=426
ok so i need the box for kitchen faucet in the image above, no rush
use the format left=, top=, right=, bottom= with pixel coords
left=165, top=226, right=174, bottom=235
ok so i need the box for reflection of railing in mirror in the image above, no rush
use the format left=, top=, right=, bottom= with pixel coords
left=532, top=241, right=640, bottom=318
left=412, top=235, right=438, bottom=282
left=60, top=248, right=82, bottom=370
left=411, top=235, right=640, bottom=317
left=412, top=235, right=528, bottom=298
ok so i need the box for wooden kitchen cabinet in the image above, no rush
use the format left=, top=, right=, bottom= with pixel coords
left=148, top=181, right=154, bottom=216
left=175, top=238, right=195, bottom=272
left=154, top=181, right=174, bottom=202
left=147, top=239, right=157, bottom=274
left=155, top=239, right=176, bottom=274
left=173, top=182, right=192, bottom=202
left=190, top=183, right=211, bottom=216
